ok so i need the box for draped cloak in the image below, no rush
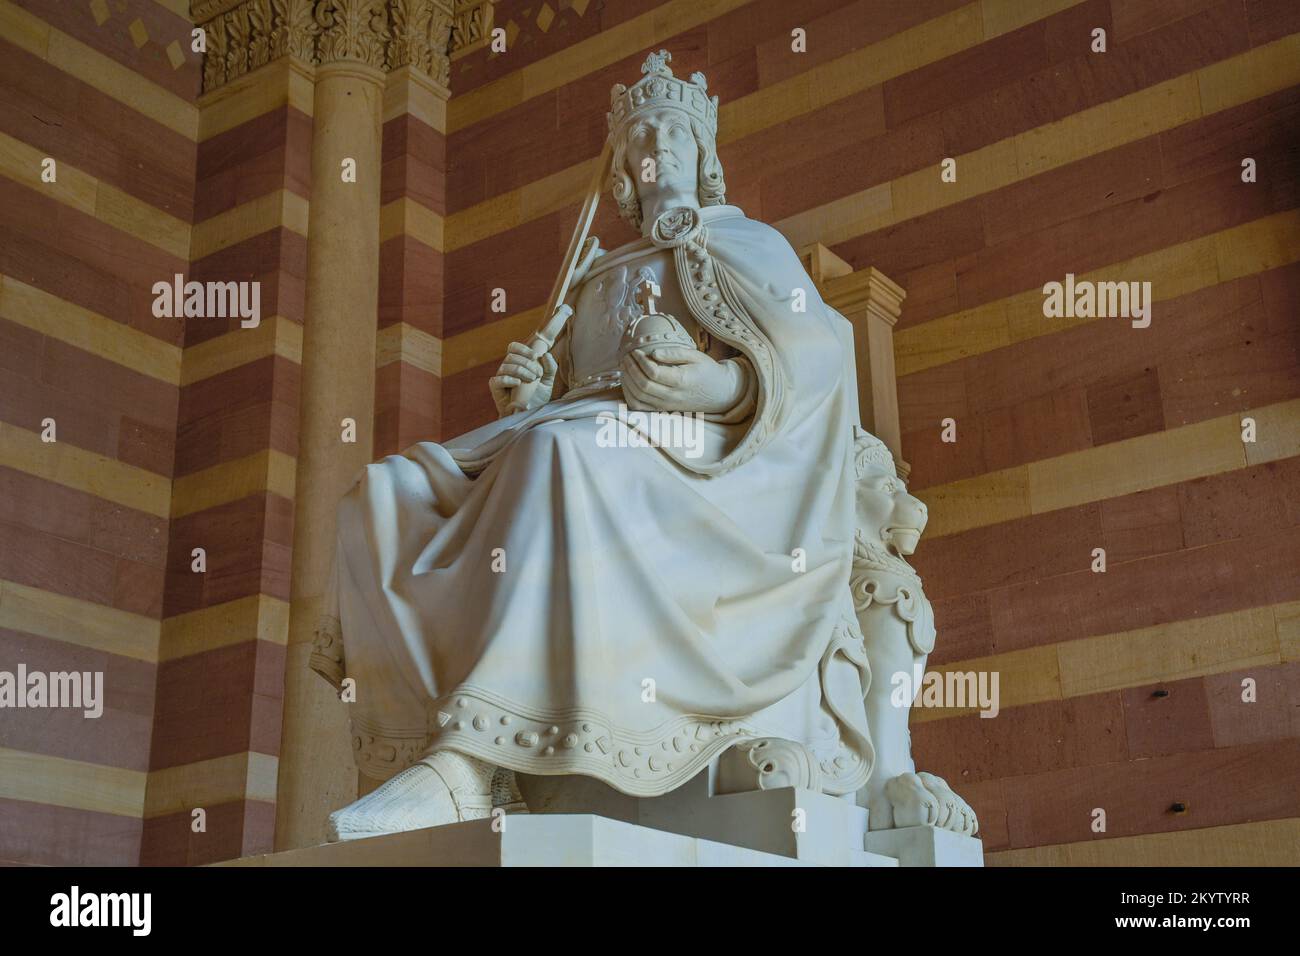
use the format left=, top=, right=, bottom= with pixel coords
left=311, top=205, right=876, bottom=797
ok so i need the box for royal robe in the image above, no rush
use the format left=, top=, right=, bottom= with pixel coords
left=311, top=204, right=876, bottom=797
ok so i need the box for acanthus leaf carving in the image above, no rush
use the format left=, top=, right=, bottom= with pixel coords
left=315, top=0, right=390, bottom=69
left=271, top=0, right=319, bottom=60
left=196, top=0, right=451, bottom=93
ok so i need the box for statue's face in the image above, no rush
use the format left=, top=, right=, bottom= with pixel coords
left=624, top=107, right=699, bottom=200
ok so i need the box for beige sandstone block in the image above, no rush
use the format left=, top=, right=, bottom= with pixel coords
left=0, top=579, right=160, bottom=662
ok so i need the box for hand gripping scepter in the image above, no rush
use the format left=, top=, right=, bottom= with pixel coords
left=506, top=137, right=614, bottom=415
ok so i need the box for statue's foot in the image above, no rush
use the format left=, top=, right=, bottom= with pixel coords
left=326, top=750, right=524, bottom=843
left=867, top=771, right=978, bottom=836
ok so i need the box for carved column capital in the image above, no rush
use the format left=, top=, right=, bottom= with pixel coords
left=194, top=0, right=454, bottom=93
left=450, top=0, right=493, bottom=59
left=386, top=0, right=453, bottom=88
left=314, top=0, right=388, bottom=67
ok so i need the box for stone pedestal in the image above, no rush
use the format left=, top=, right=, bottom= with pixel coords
left=226, top=771, right=982, bottom=866
left=220, top=815, right=819, bottom=867
left=865, top=824, right=986, bottom=867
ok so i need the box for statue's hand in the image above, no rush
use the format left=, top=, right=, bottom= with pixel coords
left=621, top=346, right=745, bottom=415
left=490, top=341, right=558, bottom=417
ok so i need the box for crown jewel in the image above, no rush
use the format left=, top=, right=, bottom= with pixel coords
left=607, top=50, right=718, bottom=139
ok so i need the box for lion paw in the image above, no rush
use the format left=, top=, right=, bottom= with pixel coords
left=876, top=771, right=978, bottom=836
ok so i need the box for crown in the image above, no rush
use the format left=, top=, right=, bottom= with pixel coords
left=853, top=427, right=898, bottom=479
left=607, top=50, right=718, bottom=140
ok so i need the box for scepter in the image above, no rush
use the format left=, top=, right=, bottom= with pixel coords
left=506, top=137, right=614, bottom=414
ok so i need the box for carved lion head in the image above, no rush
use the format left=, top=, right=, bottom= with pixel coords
left=853, top=428, right=928, bottom=557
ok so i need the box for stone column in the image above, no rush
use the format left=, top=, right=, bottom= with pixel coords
left=801, top=243, right=910, bottom=480
left=276, top=9, right=389, bottom=852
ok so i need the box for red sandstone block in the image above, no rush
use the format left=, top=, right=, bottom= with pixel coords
left=944, top=1, right=1247, bottom=156
left=1245, top=0, right=1300, bottom=45
left=0, top=466, right=94, bottom=546
left=1260, top=262, right=1300, bottom=335
left=0, top=797, right=143, bottom=866
left=213, top=400, right=284, bottom=466
left=1121, top=676, right=1215, bottom=758
left=884, top=18, right=1049, bottom=130
left=1205, top=661, right=1300, bottom=748
left=953, top=164, right=1280, bottom=315
left=0, top=378, right=122, bottom=464
left=1099, top=484, right=1185, bottom=564
left=178, top=355, right=278, bottom=427
left=440, top=360, right=498, bottom=439
left=112, top=556, right=164, bottom=618
left=1001, top=740, right=1300, bottom=848
left=1161, top=86, right=1300, bottom=188
left=1086, top=366, right=1166, bottom=446
left=41, top=337, right=176, bottom=433
left=949, top=777, right=1010, bottom=850
left=140, top=799, right=268, bottom=866
left=833, top=199, right=986, bottom=283
left=89, top=499, right=167, bottom=568
left=448, top=93, right=560, bottom=212
left=163, top=494, right=288, bottom=617
left=0, top=317, right=44, bottom=379
left=1112, top=0, right=1224, bottom=41
left=150, top=641, right=261, bottom=768
left=379, top=235, right=444, bottom=336
left=762, top=112, right=946, bottom=223
left=1241, top=525, right=1300, bottom=605
left=909, top=709, right=995, bottom=784
left=902, top=421, right=987, bottom=490
left=982, top=693, right=1129, bottom=779
left=982, top=387, right=1095, bottom=473
left=706, top=0, right=845, bottom=67
left=119, top=417, right=174, bottom=479
left=1160, top=330, right=1300, bottom=427
left=914, top=503, right=1103, bottom=601
left=197, top=107, right=290, bottom=182
left=1043, top=0, right=1113, bottom=60
left=896, top=258, right=960, bottom=326
left=929, top=591, right=997, bottom=664
left=0, top=520, right=118, bottom=609
left=981, top=139, right=1158, bottom=248
left=897, top=354, right=968, bottom=432
left=0, top=627, right=155, bottom=771
left=985, top=532, right=1272, bottom=654
left=952, top=273, right=1262, bottom=418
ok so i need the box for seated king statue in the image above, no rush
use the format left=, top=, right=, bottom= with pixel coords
left=311, top=50, right=977, bottom=843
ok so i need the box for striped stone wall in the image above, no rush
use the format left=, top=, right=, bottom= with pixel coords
left=0, top=0, right=198, bottom=865
left=434, top=0, right=1300, bottom=865
left=1, top=0, right=1295, bottom=866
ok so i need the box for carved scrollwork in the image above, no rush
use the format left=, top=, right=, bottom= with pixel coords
left=195, top=0, right=453, bottom=92
left=449, top=0, right=491, bottom=55
left=315, top=0, right=389, bottom=67
left=716, top=738, right=823, bottom=794
left=386, top=0, right=453, bottom=86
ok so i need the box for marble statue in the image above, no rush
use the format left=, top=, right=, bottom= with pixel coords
left=311, top=49, right=976, bottom=845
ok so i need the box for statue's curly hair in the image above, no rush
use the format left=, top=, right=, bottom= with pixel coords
left=608, top=115, right=726, bottom=231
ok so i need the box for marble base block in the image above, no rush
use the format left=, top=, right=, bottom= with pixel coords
left=864, top=824, right=985, bottom=867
